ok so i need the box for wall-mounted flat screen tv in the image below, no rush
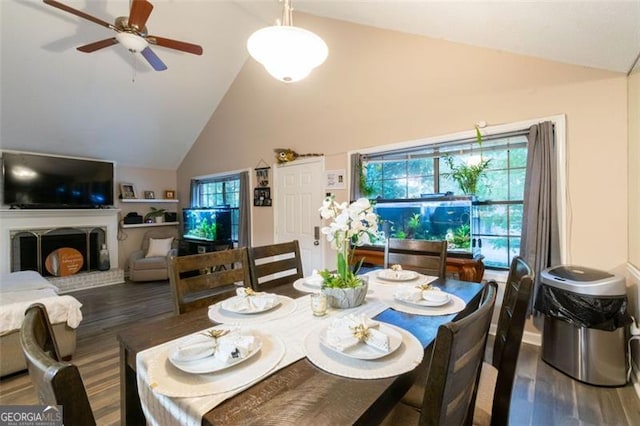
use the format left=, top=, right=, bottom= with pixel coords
left=1, top=151, right=114, bottom=208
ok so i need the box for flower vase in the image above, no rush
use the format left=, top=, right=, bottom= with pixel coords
left=323, top=275, right=368, bottom=309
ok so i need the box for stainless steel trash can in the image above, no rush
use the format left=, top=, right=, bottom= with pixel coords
left=540, top=265, right=628, bottom=386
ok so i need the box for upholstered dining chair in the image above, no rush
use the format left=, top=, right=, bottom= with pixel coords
left=473, top=256, right=533, bottom=426
left=20, top=303, right=96, bottom=426
left=384, top=238, right=448, bottom=279
left=247, top=240, right=304, bottom=292
left=168, top=248, right=252, bottom=314
left=382, top=281, right=497, bottom=426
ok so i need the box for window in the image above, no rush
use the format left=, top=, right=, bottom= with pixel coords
left=360, top=131, right=528, bottom=269
left=191, top=175, right=240, bottom=241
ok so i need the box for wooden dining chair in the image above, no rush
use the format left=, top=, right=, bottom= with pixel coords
left=20, top=303, right=96, bottom=426
left=382, top=281, right=497, bottom=426
left=168, top=248, right=252, bottom=314
left=384, top=238, right=448, bottom=278
left=247, top=240, right=304, bottom=292
left=473, top=256, right=533, bottom=426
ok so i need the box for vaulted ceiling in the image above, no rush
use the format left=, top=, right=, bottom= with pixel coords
left=2, top=0, right=638, bottom=170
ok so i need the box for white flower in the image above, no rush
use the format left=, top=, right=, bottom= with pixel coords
left=318, top=196, right=379, bottom=252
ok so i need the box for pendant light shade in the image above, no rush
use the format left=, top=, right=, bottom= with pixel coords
left=247, top=0, right=328, bottom=83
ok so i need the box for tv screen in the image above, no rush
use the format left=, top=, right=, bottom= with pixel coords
left=1, top=152, right=114, bottom=208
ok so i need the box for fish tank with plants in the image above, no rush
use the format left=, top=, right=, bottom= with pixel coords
left=373, top=195, right=475, bottom=255
left=181, top=207, right=232, bottom=243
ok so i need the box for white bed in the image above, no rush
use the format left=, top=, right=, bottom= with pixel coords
left=0, top=271, right=83, bottom=377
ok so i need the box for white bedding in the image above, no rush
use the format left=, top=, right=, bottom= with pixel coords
left=0, top=271, right=83, bottom=336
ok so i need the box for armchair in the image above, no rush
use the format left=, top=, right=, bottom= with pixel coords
left=128, top=229, right=179, bottom=282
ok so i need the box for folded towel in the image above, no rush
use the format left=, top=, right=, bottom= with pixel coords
left=224, top=288, right=279, bottom=312
left=325, top=314, right=390, bottom=353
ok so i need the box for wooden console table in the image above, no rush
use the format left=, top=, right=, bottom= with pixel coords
left=352, top=246, right=485, bottom=282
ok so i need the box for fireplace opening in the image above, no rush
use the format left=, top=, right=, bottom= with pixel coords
left=11, top=227, right=107, bottom=276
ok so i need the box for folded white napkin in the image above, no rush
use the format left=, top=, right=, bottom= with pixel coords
left=394, top=287, right=423, bottom=303
left=325, top=314, right=390, bottom=353
left=379, top=269, right=417, bottom=281
left=213, top=332, right=259, bottom=365
left=171, top=329, right=259, bottom=365
left=395, top=287, right=449, bottom=304
left=306, top=269, right=324, bottom=287
left=225, top=288, right=279, bottom=312
left=171, top=337, right=215, bottom=362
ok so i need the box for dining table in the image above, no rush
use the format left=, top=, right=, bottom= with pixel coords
left=117, top=273, right=484, bottom=425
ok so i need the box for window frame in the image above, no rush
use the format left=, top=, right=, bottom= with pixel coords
left=350, top=115, right=568, bottom=270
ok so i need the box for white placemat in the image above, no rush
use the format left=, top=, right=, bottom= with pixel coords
left=388, top=294, right=466, bottom=316
left=208, top=295, right=297, bottom=324
left=293, top=277, right=322, bottom=293
left=303, top=322, right=424, bottom=379
left=147, top=328, right=285, bottom=397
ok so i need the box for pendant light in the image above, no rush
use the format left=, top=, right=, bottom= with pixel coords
left=247, top=0, right=328, bottom=83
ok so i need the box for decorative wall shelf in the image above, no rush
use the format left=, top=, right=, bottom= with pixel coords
left=122, top=222, right=179, bottom=229
left=120, top=199, right=179, bottom=204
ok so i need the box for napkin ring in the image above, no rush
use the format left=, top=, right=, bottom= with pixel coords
left=351, top=324, right=370, bottom=342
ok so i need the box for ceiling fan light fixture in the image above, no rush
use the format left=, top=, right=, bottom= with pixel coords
left=247, top=0, right=328, bottom=83
left=116, top=32, right=148, bottom=53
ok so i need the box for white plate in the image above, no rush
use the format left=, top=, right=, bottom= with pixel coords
left=221, top=296, right=280, bottom=314
left=169, top=337, right=263, bottom=374
left=377, top=269, right=419, bottom=282
left=305, top=277, right=323, bottom=288
left=394, top=293, right=451, bottom=307
left=318, top=322, right=403, bottom=360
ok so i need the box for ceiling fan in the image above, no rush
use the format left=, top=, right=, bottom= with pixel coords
left=43, top=0, right=203, bottom=71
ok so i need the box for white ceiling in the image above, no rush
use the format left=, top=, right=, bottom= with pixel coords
left=1, top=0, right=639, bottom=170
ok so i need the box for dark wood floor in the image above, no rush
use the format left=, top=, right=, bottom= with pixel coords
left=1, top=281, right=639, bottom=425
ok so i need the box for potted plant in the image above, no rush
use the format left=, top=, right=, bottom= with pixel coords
left=144, top=207, right=166, bottom=223
left=443, top=126, right=491, bottom=195
left=318, top=196, right=379, bottom=308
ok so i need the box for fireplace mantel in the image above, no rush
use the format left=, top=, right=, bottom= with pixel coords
left=0, top=208, right=120, bottom=275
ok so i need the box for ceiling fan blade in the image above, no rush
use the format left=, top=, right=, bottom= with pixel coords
left=43, top=0, right=115, bottom=30
left=77, top=38, right=119, bottom=53
left=141, top=47, right=167, bottom=71
left=147, top=36, right=203, bottom=55
left=128, top=0, right=153, bottom=31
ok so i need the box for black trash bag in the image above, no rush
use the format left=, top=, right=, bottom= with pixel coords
left=536, top=285, right=633, bottom=331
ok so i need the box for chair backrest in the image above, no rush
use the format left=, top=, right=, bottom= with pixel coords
left=20, top=303, right=96, bottom=426
left=384, top=238, right=448, bottom=278
left=420, top=281, right=497, bottom=426
left=169, top=248, right=252, bottom=314
left=248, top=240, right=303, bottom=291
left=490, top=256, right=534, bottom=424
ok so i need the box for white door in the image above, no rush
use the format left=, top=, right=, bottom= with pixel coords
left=275, top=158, right=325, bottom=276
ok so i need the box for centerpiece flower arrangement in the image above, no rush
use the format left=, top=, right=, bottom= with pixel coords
left=318, top=196, right=379, bottom=307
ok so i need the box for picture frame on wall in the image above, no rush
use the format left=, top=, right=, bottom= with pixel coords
left=164, top=190, right=176, bottom=199
left=144, top=190, right=156, bottom=199
left=253, top=187, right=272, bottom=206
left=120, top=183, right=137, bottom=199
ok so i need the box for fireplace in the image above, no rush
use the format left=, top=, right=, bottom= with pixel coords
left=0, top=208, right=123, bottom=292
left=11, top=227, right=107, bottom=276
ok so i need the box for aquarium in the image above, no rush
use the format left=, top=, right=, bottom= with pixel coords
left=373, top=196, right=475, bottom=254
left=182, top=207, right=232, bottom=242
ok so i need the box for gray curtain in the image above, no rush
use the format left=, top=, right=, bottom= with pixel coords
left=189, top=179, right=200, bottom=207
left=238, top=171, right=251, bottom=247
left=350, top=153, right=362, bottom=201
left=520, top=121, right=561, bottom=311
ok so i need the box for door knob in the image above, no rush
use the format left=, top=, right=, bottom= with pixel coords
left=314, top=226, right=320, bottom=245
